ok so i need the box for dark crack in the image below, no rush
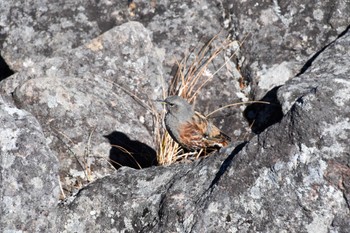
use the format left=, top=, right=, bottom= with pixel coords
left=0, top=55, right=14, bottom=81
left=297, top=24, right=350, bottom=76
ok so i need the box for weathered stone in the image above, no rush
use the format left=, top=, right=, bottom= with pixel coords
left=0, top=0, right=128, bottom=71
left=1, top=0, right=349, bottom=232
left=0, top=95, right=60, bottom=232
left=1, top=0, right=245, bottom=141
left=1, top=21, right=162, bottom=196
left=49, top=24, right=350, bottom=233
left=224, top=0, right=350, bottom=99
left=0, top=0, right=225, bottom=74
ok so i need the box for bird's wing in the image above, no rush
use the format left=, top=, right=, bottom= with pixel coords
left=178, top=113, right=207, bottom=150
left=178, top=112, right=231, bottom=149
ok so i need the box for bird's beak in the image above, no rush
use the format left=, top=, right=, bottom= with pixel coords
left=155, top=99, right=167, bottom=105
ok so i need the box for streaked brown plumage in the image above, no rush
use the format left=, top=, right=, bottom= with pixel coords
left=162, top=96, right=231, bottom=151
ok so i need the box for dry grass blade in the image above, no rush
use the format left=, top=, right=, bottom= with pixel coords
left=51, top=127, right=89, bottom=180
left=110, top=144, right=142, bottom=169
left=205, top=101, right=271, bottom=118
left=52, top=126, right=112, bottom=199
left=98, top=77, right=154, bottom=112
left=82, top=128, right=96, bottom=182
left=58, top=180, right=66, bottom=200
left=171, top=36, right=224, bottom=101
left=157, top=132, right=181, bottom=165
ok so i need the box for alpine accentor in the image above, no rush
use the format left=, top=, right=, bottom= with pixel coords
left=162, top=95, right=231, bottom=150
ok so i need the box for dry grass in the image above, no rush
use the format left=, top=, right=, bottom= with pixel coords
left=206, top=101, right=270, bottom=117
left=155, top=34, right=243, bottom=165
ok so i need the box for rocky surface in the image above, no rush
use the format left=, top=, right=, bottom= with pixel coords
left=223, top=0, right=350, bottom=98
left=0, top=0, right=350, bottom=232
left=224, top=0, right=350, bottom=134
left=2, top=21, right=163, bottom=196
left=0, top=0, right=248, bottom=137
left=0, top=0, right=224, bottom=72
left=45, top=28, right=350, bottom=232
left=0, top=0, right=125, bottom=71
left=0, top=95, right=60, bottom=231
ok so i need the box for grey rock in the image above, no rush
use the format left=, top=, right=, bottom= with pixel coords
left=0, top=0, right=225, bottom=74
left=194, top=30, right=350, bottom=232
left=227, top=0, right=350, bottom=134
left=278, top=30, right=350, bottom=115
left=0, top=0, right=129, bottom=71
left=224, top=0, right=350, bottom=99
left=0, top=95, right=60, bottom=232
left=1, top=21, right=163, bottom=196
left=1, top=0, right=350, bottom=232
left=1, top=0, right=244, bottom=139
left=50, top=24, right=350, bottom=232
left=1, top=21, right=164, bottom=102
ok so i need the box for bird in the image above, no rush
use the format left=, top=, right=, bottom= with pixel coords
left=161, top=95, right=231, bottom=151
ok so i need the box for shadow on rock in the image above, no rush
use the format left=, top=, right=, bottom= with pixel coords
left=104, top=131, right=157, bottom=169
left=244, top=86, right=283, bottom=134
left=0, top=55, right=14, bottom=81
left=209, top=141, right=248, bottom=189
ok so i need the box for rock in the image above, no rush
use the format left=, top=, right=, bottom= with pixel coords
left=1, top=21, right=162, bottom=196
left=1, top=21, right=164, bottom=101
left=191, top=31, right=350, bottom=232
left=49, top=154, right=228, bottom=232
left=0, top=0, right=129, bottom=71
left=1, top=0, right=349, bottom=232
left=49, top=26, right=350, bottom=232
left=0, top=0, right=225, bottom=74
left=0, top=95, right=60, bottom=232
left=223, top=0, right=350, bottom=99
left=227, top=0, right=350, bottom=134
left=1, top=0, right=244, bottom=140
